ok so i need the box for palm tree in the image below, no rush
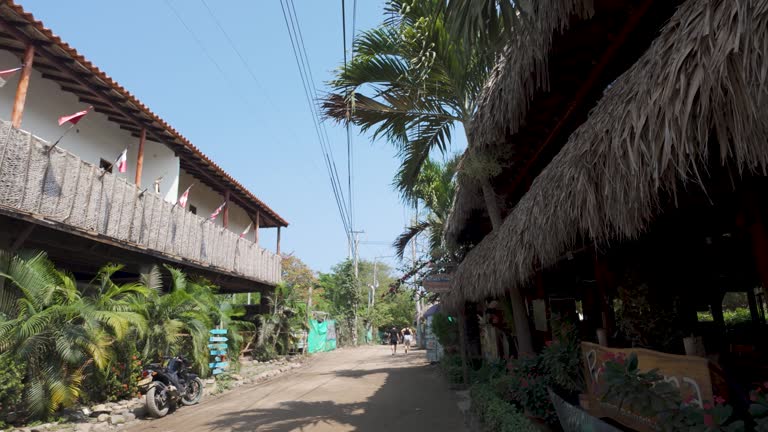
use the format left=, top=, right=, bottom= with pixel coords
left=133, top=265, right=216, bottom=372
left=393, top=155, right=459, bottom=261
left=323, top=0, right=497, bottom=197
left=324, top=0, right=534, bottom=355
left=0, top=252, right=141, bottom=418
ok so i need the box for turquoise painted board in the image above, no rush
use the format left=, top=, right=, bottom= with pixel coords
left=208, top=336, right=228, bottom=342
left=210, top=350, right=227, bottom=356
left=208, top=362, right=229, bottom=368
left=209, top=329, right=228, bottom=335
left=212, top=368, right=225, bottom=375
left=207, top=343, right=227, bottom=349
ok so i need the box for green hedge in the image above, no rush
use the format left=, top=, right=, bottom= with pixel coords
left=471, top=383, right=537, bottom=432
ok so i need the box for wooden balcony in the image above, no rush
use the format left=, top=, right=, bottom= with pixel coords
left=0, top=120, right=281, bottom=286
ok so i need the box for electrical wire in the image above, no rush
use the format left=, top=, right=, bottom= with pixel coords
left=278, top=0, right=352, bottom=243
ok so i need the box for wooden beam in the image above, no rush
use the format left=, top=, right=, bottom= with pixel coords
left=255, top=212, right=260, bottom=245
left=11, top=43, right=34, bottom=128
left=0, top=20, right=168, bottom=143
left=276, top=226, right=281, bottom=255
left=134, top=128, right=146, bottom=186
left=181, top=162, right=275, bottom=228
left=223, top=190, right=230, bottom=228
left=9, top=223, right=35, bottom=253
left=501, top=0, right=655, bottom=198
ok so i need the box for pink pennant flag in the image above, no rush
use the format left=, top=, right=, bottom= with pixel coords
left=0, top=66, right=21, bottom=88
left=115, top=149, right=128, bottom=173
left=178, top=184, right=193, bottom=208
left=209, top=202, right=226, bottom=220
left=58, top=106, right=92, bottom=126
left=240, top=222, right=252, bottom=238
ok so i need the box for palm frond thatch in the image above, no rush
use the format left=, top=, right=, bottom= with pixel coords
left=446, top=0, right=768, bottom=307
left=444, top=0, right=595, bottom=244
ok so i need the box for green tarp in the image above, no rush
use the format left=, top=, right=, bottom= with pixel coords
left=307, top=319, right=337, bottom=353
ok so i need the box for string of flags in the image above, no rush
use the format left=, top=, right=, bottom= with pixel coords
left=209, top=201, right=227, bottom=220
left=0, top=71, right=256, bottom=233
left=178, top=184, right=193, bottom=208
left=240, top=222, right=252, bottom=238
left=0, top=66, right=22, bottom=87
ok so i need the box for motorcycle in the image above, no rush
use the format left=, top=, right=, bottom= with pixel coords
left=137, top=355, right=204, bottom=418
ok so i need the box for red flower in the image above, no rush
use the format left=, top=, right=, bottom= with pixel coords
left=704, top=414, right=714, bottom=427
left=714, top=395, right=726, bottom=405
left=703, top=403, right=713, bottom=410
left=545, top=340, right=554, bottom=347
left=683, top=394, right=695, bottom=404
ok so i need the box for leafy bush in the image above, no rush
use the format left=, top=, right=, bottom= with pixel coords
left=471, top=383, right=537, bottom=432
left=431, top=312, right=459, bottom=348
left=439, top=354, right=464, bottom=385
left=601, top=352, right=745, bottom=431
left=0, top=353, right=25, bottom=427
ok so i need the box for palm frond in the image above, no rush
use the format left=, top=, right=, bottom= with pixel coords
left=393, top=221, right=431, bottom=259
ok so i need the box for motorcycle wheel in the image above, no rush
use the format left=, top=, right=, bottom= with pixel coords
left=181, top=377, right=204, bottom=406
left=146, top=382, right=171, bottom=418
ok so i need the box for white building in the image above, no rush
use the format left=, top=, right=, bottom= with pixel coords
left=0, top=1, right=286, bottom=293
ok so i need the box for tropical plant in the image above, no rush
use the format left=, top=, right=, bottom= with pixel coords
left=317, top=260, right=364, bottom=347
left=132, top=265, right=218, bottom=374
left=256, top=282, right=307, bottom=357
left=393, top=156, right=459, bottom=262
left=323, top=0, right=497, bottom=197
left=601, top=353, right=745, bottom=431
left=0, top=252, right=142, bottom=419
left=324, top=0, right=536, bottom=354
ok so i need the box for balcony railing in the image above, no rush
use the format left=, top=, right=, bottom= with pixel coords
left=0, top=120, right=281, bottom=285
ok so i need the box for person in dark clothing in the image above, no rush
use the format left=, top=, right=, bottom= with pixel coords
left=389, top=326, right=400, bottom=355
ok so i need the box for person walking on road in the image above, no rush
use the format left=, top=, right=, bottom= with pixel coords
left=401, top=326, right=414, bottom=354
left=389, top=326, right=400, bottom=355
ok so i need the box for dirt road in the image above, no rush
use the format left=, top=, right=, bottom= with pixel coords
left=128, top=345, right=466, bottom=432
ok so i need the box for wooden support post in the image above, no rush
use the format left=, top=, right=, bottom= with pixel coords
left=9, top=224, right=35, bottom=254
left=457, top=304, right=470, bottom=388
left=254, top=212, right=260, bottom=245
left=134, top=128, right=146, bottom=186
left=11, top=44, right=35, bottom=128
left=594, top=251, right=615, bottom=336
left=748, top=203, right=768, bottom=299
left=223, top=190, right=230, bottom=228
left=276, top=226, right=281, bottom=255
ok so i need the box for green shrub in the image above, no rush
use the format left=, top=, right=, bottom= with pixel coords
left=471, top=383, right=537, bottom=432
left=0, top=353, right=25, bottom=427
left=439, top=354, right=464, bottom=385
left=431, top=312, right=459, bottom=348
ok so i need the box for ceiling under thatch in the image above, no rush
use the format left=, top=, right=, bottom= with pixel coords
left=445, top=0, right=684, bottom=247
left=445, top=0, right=768, bottom=307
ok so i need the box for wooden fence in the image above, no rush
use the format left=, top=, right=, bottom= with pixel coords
left=0, top=120, right=281, bottom=284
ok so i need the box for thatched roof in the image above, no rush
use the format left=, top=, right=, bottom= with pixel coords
left=445, top=0, right=595, bottom=245
left=446, top=0, right=768, bottom=307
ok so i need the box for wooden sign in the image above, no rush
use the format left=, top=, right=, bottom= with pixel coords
left=209, top=361, right=229, bottom=369
left=212, top=368, right=225, bottom=375
left=207, top=343, right=227, bottom=350
left=423, top=274, right=451, bottom=293
left=209, top=329, right=228, bottom=335
left=209, top=336, right=228, bottom=342
left=210, top=350, right=227, bottom=356
left=580, top=342, right=721, bottom=432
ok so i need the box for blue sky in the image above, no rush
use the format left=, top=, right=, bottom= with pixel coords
left=21, top=0, right=465, bottom=273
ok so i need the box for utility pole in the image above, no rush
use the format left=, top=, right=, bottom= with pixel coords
left=351, top=230, right=364, bottom=346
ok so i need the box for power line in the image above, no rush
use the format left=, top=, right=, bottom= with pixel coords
left=341, top=0, right=355, bottom=253
left=278, top=0, right=352, bottom=244
left=284, top=0, right=351, bottom=232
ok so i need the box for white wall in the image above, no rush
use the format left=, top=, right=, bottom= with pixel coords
left=0, top=50, right=179, bottom=202
left=178, top=170, right=258, bottom=241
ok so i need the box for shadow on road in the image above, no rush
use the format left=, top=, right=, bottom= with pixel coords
left=204, top=359, right=463, bottom=432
